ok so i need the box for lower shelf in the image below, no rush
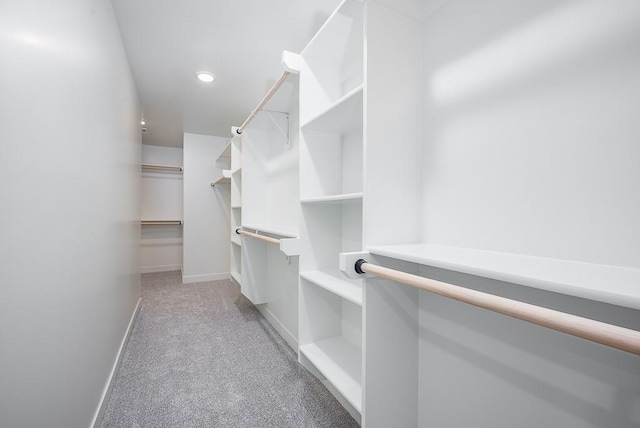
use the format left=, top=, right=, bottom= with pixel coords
left=300, top=269, right=363, bottom=306
left=299, top=336, right=362, bottom=412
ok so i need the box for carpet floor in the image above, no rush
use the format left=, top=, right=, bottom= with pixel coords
left=99, top=271, right=359, bottom=427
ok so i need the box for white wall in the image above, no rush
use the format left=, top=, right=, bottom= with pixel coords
left=0, top=0, right=141, bottom=427
left=141, top=145, right=183, bottom=273
left=183, top=133, right=230, bottom=283
left=420, top=0, right=640, bottom=268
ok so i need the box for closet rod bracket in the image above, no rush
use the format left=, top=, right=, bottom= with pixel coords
left=339, top=251, right=371, bottom=279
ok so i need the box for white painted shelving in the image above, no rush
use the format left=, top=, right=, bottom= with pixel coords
left=297, top=0, right=365, bottom=423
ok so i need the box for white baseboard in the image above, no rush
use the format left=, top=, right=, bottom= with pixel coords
left=141, top=264, right=182, bottom=274
left=257, top=305, right=298, bottom=352
left=91, top=297, right=141, bottom=428
left=182, top=272, right=229, bottom=284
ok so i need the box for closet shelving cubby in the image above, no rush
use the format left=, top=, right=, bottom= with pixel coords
left=229, top=134, right=243, bottom=286
left=297, top=0, right=364, bottom=421
left=298, top=0, right=363, bottom=123
left=299, top=85, right=363, bottom=203
left=298, top=279, right=362, bottom=412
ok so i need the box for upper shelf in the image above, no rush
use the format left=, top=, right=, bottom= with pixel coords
left=301, top=192, right=363, bottom=204
left=299, top=0, right=363, bottom=124
left=367, top=243, right=640, bottom=310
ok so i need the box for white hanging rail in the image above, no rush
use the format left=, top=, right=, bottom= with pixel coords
left=236, top=228, right=280, bottom=245
left=354, top=259, right=640, bottom=356
left=141, top=164, right=183, bottom=172
left=236, top=71, right=291, bottom=135
left=141, top=220, right=183, bottom=226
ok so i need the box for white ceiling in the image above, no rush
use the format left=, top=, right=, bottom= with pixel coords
left=111, top=0, right=342, bottom=147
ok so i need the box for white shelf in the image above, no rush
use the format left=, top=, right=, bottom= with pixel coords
left=231, top=204, right=242, bottom=209
left=231, top=167, right=242, bottom=175
left=301, top=269, right=363, bottom=306
left=367, top=243, right=640, bottom=310
left=299, top=336, right=362, bottom=412
left=300, top=193, right=363, bottom=204
left=230, top=271, right=242, bottom=285
left=231, top=236, right=242, bottom=247
left=241, top=224, right=297, bottom=238
left=300, top=85, right=363, bottom=133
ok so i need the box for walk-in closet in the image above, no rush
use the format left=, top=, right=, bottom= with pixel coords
left=2, top=0, right=638, bottom=427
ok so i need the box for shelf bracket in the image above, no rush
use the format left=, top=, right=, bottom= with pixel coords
left=263, top=110, right=290, bottom=149
left=279, top=238, right=300, bottom=257
left=282, top=50, right=302, bottom=74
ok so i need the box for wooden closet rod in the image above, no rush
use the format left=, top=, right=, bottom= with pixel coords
left=141, top=164, right=183, bottom=172
left=141, top=220, right=183, bottom=226
left=236, top=228, right=280, bottom=245
left=236, top=71, right=291, bottom=135
left=354, top=259, right=640, bottom=356
left=210, top=176, right=228, bottom=187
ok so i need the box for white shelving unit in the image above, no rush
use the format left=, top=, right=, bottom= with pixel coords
left=224, top=1, right=640, bottom=427
left=228, top=134, right=243, bottom=285
left=232, top=76, right=301, bottom=354
left=340, top=1, right=640, bottom=427
left=297, top=0, right=365, bottom=422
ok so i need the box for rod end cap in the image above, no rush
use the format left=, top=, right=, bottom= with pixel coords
left=355, top=259, right=367, bottom=275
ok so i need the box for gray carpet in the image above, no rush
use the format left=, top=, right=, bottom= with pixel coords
left=99, top=271, right=359, bottom=427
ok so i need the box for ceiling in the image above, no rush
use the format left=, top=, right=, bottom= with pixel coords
left=111, top=0, right=342, bottom=147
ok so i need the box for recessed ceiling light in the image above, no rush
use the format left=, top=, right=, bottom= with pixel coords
left=196, top=72, right=215, bottom=83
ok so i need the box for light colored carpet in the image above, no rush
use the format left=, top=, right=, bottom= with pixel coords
left=99, top=271, right=359, bottom=427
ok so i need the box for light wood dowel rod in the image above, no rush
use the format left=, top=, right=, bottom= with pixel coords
left=237, top=71, right=291, bottom=134
left=356, top=260, right=640, bottom=356
left=236, top=229, right=280, bottom=245
left=141, top=164, right=183, bottom=172
left=210, top=176, right=228, bottom=187
left=141, top=221, right=183, bottom=226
